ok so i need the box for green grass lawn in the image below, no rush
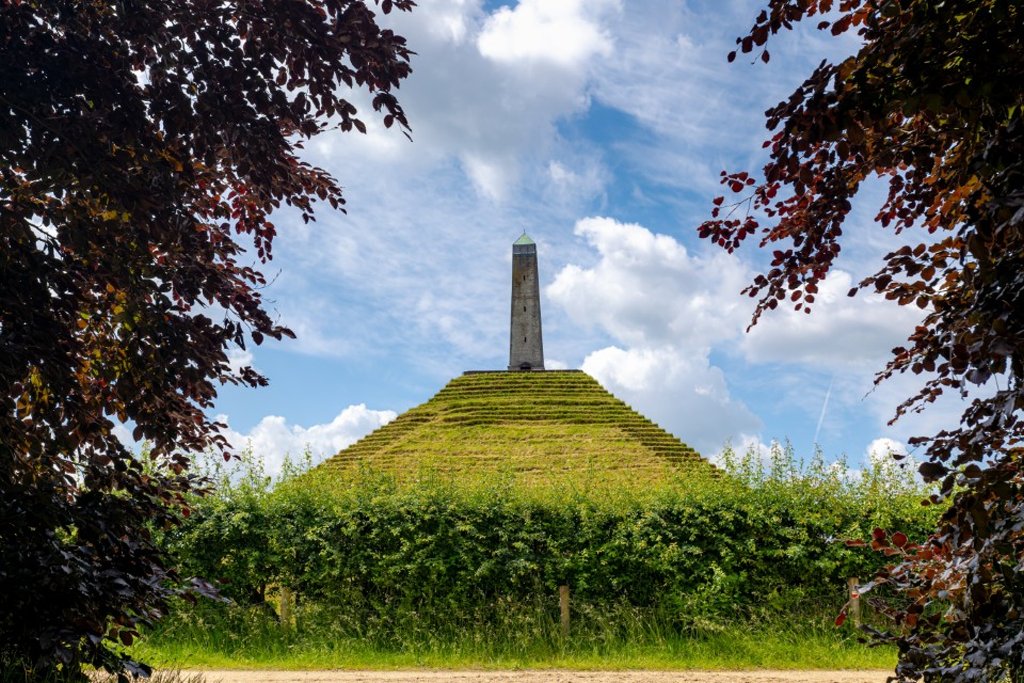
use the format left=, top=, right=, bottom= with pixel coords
left=132, top=612, right=895, bottom=671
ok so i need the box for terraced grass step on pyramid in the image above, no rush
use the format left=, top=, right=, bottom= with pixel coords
left=315, top=370, right=714, bottom=490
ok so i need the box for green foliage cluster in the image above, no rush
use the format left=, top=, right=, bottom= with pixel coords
left=1, top=0, right=412, bottom=676
left=708, top=2, right=1024, bottom=678
left=153, top=442, right=938, bottom=661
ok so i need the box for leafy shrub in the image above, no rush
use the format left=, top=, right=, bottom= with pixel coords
left=160, top=441, right=938, bottom=646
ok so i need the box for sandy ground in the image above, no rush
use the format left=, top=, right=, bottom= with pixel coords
left=180, top=670, right=895, bottom=683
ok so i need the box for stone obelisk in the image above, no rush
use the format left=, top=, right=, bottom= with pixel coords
left=509, top=232, right=545, bottom=371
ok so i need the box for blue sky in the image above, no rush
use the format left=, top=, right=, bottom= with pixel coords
left=203, top=0, right=966, bottom=474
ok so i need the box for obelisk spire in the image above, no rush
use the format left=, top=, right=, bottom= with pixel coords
left=509, top=232, right=544, bottom=371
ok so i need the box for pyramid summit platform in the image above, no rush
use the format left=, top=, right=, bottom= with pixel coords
left=315, top=370, right=714, bottom=490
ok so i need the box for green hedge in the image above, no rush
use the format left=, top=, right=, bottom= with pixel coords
left=164, top=444, right=939, bottom=637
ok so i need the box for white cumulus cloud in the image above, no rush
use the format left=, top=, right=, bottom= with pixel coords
left=548, top=216, right=751, bottom=349
left=477, top=0, right=617, bottom=68
left=306, top=0, right=618, bottom=202
left=866, top=437, right=908, bottom=464
left=219, top=404, right=397, bottom=476
left=225, top=347, right=255, bottom=375
left=582, top=345, right=761, bottom=454
left=547, top=216, right=760, bottom=453
left=740, top=270, right=924, bottom=369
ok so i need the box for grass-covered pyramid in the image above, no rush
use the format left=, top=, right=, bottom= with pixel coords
left=315, top=370, right=714, bottom=490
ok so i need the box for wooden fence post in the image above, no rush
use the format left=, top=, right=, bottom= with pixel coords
left=848, top=577, right=861, bottom=628
left=280, top=586, right=294, bottom=629
left=559, top=584, right=570, bottom=638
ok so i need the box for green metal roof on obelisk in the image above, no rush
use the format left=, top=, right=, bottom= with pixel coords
left=311, top=235, right=715, bottom=491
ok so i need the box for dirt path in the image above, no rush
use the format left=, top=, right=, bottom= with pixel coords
left=182, top=670, right=895, bottom=683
